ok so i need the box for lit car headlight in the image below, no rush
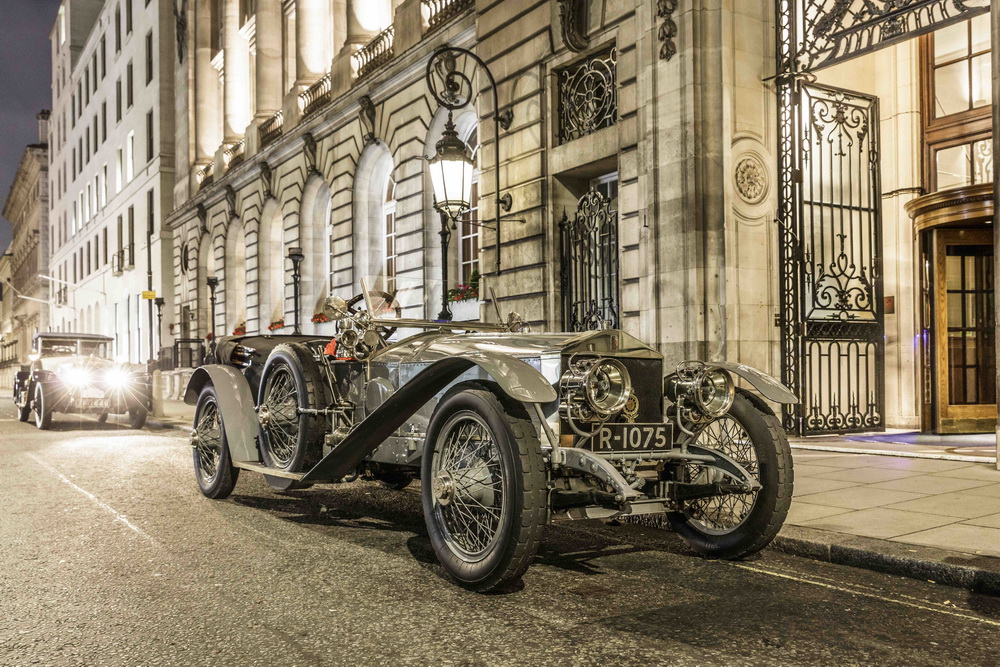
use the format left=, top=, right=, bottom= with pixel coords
left=665, top=364, right=735, bottom=419
left=105, top=368, right=132, bottom=387
left=63, top=366, right=91, bottom=387
left=560, top=356, right=632, bottom=421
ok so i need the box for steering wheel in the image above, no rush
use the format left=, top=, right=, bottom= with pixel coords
left=346, top=291, right=403, bottom=340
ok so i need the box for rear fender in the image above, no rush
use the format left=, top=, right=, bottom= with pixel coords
left=184, top=365, right=261, bottom=463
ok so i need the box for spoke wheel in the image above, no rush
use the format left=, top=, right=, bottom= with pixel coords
left=422, top=386, right=546, bottom=592
left=260, top=366, right=300, bottom=468
left=668, top=393, right=793, bottom=559
left=192, top=384, right=239, bottom=499
left=257, top=343, right=326, bottom=480
left=682, top=415, right=760, bottom=534
left=432, top=413, right=506, bottom=561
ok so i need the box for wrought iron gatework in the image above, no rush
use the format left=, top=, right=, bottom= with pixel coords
left=775, top=0, right=987, bottom=435
left=557, top=48, right=618, bottom=145
left=796, top=0, right=988, bottom=70
left=561, top=188, right=620, bottom=331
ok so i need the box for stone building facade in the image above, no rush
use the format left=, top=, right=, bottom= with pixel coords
left=47, top=0, right=176, bottom=364
left=0, top=112, right=51, bottom=386
left=164, top=0, right=1000, bottom=445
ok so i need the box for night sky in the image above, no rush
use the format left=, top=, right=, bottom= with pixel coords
left=0, top=0, right=62, bottom=252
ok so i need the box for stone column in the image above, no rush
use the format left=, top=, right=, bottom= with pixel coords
left=295, top=0, right=330, bottom=86
left=194, top=0, right=221, bottom=160
left=255, top=0, right=282, bottom=118
left=992, top=0, right=999, bottom=469
left=223, top=0, right=251, bottom=140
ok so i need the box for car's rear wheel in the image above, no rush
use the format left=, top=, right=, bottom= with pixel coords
left=192, top=384, right=239, bottom=499
left=422, top=387, right=546, bottom=592
left=34, top=385, right=52, bottom=430
left=257, top=343, right=326, bottom=490
left=667, top=393, right=793, bottom=559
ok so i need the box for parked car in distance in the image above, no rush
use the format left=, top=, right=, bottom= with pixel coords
left=13, top=333, right=151, bottom=430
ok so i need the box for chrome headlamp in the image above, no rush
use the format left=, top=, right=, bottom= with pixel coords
left=560, top=356, right=632, bottom=422
left=665, top=362, right=735, bottom=420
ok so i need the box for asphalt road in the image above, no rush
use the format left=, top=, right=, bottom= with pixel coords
left=3, top=404, right=1000, bottom=666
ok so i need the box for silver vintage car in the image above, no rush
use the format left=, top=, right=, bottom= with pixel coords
left=186, top=280, right=796, bottom=591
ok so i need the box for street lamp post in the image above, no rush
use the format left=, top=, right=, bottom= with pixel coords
left=154, top=297, right=165, bottom=363
left=426, top=45, right=514, bottom=285
left=288, top=247, right=304, bottom=334
left=436, top=209, right=453, bottom=321
left=206, top=276, right=219, bottom=338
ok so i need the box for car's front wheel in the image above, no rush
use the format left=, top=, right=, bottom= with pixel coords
left=192, top=384, right=239, bottom=499
left=422, top=386, right=546, bottom=592
left=34, top=385, right=52, bottom=430
left=16, top=393, right=31, bottom=422
left=668, top=393, right=793, bottom=559
left=129, top=407, right=147, bottom=430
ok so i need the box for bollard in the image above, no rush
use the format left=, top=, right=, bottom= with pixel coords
left=151, top=369, right=165, bottom=418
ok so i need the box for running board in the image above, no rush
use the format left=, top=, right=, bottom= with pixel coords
left=234, top=462, right=305, bottom=480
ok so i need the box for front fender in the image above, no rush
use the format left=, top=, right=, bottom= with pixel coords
left=441, top=354, right=558, bottom=404
left=716, top=361, right=799, bottom=405
left=184, top=365, right=260, bottom=464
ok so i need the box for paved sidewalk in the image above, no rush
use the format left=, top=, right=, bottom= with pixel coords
left=787, top=449, right=1000, bottom=558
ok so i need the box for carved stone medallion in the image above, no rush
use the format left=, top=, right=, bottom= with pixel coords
left=734, top=154, right=768, bottom=205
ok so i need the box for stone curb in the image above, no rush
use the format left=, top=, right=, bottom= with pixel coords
left=772, top=525, right=1000, bottom=596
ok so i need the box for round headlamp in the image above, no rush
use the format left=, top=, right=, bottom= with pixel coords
left=692, top=367, right=735, bottom=418
left=585, top=359, right=631, bottom=416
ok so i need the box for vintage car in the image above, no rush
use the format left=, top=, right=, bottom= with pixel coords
left=13, top=332, right=151, bottom=430
left=185, top=280, right=796, bottom=591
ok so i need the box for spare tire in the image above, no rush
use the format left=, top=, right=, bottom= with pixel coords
left=256, top=343, right=328, bottom=474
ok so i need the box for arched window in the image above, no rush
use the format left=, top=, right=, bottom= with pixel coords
left=223, top=221, right=247, bottom=334
left=257, top=201, right=284, bottom=329
left=299, top=178, right=333, bottom=332
left=354, top=143, right=395, bottom=292
left=384, top=175, right=397, bottom=292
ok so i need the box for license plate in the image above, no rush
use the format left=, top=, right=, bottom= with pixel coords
left=591, top=423, right=674, bottom=453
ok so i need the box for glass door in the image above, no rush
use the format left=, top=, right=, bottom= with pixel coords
left=932, top=229, right=996, bottom=433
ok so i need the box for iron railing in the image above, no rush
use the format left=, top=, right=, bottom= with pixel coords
left=560, top=188, right=620, bottom=331
left=557, top=47, right=618, bottom=144
left=259, top=110, right=284, bottom=148
left=299, top=74, right=332, bottom=117
left=173, top=338, right=205, bottom=369
left=196, top=162, right=214, bottom=190
left=423, top=0, right=473, bottom=31
left=224, top=140, right=246, bottom=170
left=353, top=26, right=395, bottom=80
left=111, top=243, right=135, bottom=274
left=55, top=285, right=68, bottom=305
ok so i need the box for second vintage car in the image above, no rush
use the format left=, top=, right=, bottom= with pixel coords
left=185, top=280, right=796, bottom=592
left=13, top=332, right=151, bottom=430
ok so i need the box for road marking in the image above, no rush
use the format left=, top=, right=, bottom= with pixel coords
left=729, top=561, right=1000, bottom=628
left=26, top=452, right=159, bottom=546
left=790, top=443, right=995, bottom=464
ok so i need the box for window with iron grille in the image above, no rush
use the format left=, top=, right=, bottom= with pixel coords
left=557, top=47, right=617, bottom=145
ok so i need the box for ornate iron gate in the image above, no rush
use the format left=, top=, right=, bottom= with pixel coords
left=561, top=188, right=620, bottom=331
left=775, top=0, right=988, bottom=435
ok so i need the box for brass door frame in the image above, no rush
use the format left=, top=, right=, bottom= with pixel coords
left=931, top=228, right=996, bottom=433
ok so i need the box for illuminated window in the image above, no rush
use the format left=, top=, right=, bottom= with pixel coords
left=458, top=127, right=480, bottom=286
left=384, top=176, right=397, bottom=292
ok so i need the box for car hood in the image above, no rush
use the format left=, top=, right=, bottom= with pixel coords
left=374, top=329, right=662, bottom=364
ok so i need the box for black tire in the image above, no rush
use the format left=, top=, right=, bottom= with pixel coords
left=34, top=385, right=52, bottom=430
left=97, top=412, right=109, bottom=424
left=192, top=384, right=239, bottom=499
left=668, top=393, right=793, bottom=559
left=16, top=398, right=31, bottom=422
left=129, top=408, right=147, bottom=430
left=257, top=343, right=327, bottom=475
left=374, top=472, right=412, bottom=491
left=422, top=387, right=546, bottom=592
